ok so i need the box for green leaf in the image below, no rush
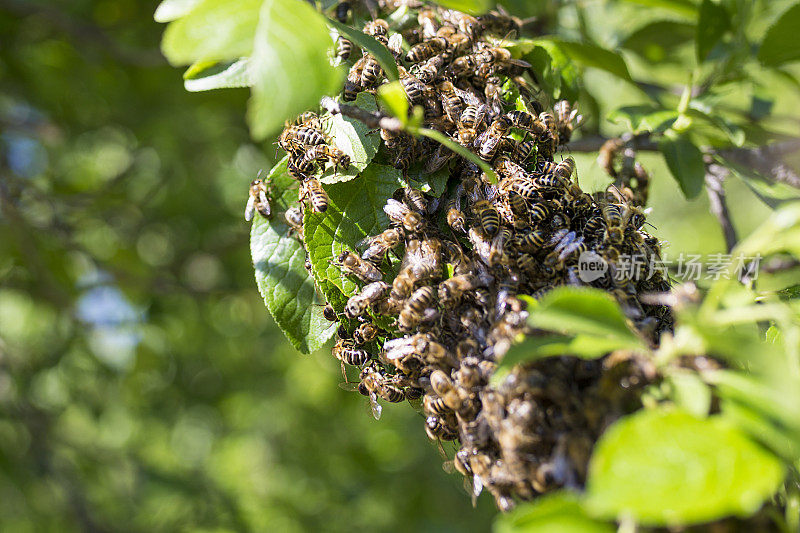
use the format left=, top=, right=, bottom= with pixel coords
left=500, top=334, right=635, bottom=371
left=758, top=3, right=800, bottom=66
left=696, top=0, right=731, bottom=62
left=430, top=0, right=491, bottom=16
left=685, top=108, right=745, bottom=147
left=519, top=42, right=580, bottom=101
left=250, top=157, right=337, bottom=353
left=161, top=0, right=263, bottom=65
left=537, top=39, right=633, bottom=82
left=403, top=165, right=450, bottom=197
left=659, top=134, right=706, bottom=199
left=248, top=0, right=344, bottom=140
left=725, top=157, right=800, bottom=208
left=154, top=0, right=202, bottom=22
left=669, top=371, right=712, bottom=417
left=586, top=409, right=785, bottom=525
left=494, top=492, right=615, bottom=533
left=377, top=81, right=409, bottom=123
left=327, top=18, right=399, bottom=82
left=183, top=58, right=253, bottom=91
left=619, top=0, right=698, bottom=17
left=526, top=287, right=644, bottom=348
left=622, top=21, right=696, bottom=62
left=303, top=164, right=403, bottom=298
left=319, top=92, right=381, bottom=184
left=607, top=105, right=679, bottom=134
left=416, top=128, right=498, bottom=183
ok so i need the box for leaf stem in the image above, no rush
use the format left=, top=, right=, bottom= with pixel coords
left=415, top=127, right=499, bottom=184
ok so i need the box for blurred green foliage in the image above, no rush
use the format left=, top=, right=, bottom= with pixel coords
left=1, top=0, right=799, bottom=531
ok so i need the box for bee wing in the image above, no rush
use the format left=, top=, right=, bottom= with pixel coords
left=387, top=33, right=403, bottom=55
left=338, top=381, right=360, bottom=392
left=244, top=195, right=256, bottom=221
left=452, top=86, right=483, bottom=107
left=357, top=235, right=376, bottom=249
left=383, top=198, right=409, bottom=220
left=258, top=190, right=271, bottom=217
left=369, top=392, right=383, bottom=420
left=442, top=460, right=456, bottom=474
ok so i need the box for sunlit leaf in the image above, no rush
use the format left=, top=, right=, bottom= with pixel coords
left=668, top=371, right=712, bottom=417
left=154, top=0, right=202, bottom=22
left=696, top=0, right=731, bottom=62
left=431, top=0, right=491, bottom=16
left=526, top=287, right=643, bottom=347
left=183, top=58, right=253, bottom=91
left=304, top=164, right=403, bottom=298
left=327, top=18, right=399, bottom=82
left=251, top=157, right=337, bottom=353
left=319, top=92, right=381, bottom=184
left=377, top=81, right=409, bottom=122
left=494, top=492, right=614, bottom=533
left=607, top=105, right=678, bottom=133
left=619, top=0, right=698, bottom=17
left=537, top=39, right=633, bottom=82
left=758, top=2, right=800, bottom=66
left=248, top=0, right=345, bottom=140
left=622, top=20, right=695, bottom=62
left=161, top=0, right=263, bottom=65
left=586, top=409, right=785, bottom=525
left=659, top=134, right=705, bottom=199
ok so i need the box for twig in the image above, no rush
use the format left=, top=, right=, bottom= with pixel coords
left=704, top=160, right=738, bottom=253
left=717, top=140, right=800, bottom=189
left=320, top=97, right=404, bottom=131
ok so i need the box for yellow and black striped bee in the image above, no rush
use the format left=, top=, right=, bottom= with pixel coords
left=333, top=338, right=371, bottom=367
left=471, top=199, right=500, bottom=236
left=457, top=104, right=488, bottom=146
left=398, top=285, right=438, bottom=331
left=476, top=116, right=511, bottom=161
left=245, top=177, right=272, bottom=221
left=506, top=110, right=547, bottom=137
left=553, top=100, right=584, bottom=144
left=438, top=81, right=466, bottom=123
left=335, top=250, right=384, bottom=282
left=384, top=198, right=425, bottom=233
left=279, top=125, right=326, bottom=153
left=406, top=36, right=448, bottom=63
left=301, top=177, right=329, bottom=213
left=343, top=55, right=368, bottom=101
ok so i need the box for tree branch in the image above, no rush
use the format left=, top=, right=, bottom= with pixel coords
left=320, top=97, right=404, bottom=131
left=704, top=161, right=738, bottom=253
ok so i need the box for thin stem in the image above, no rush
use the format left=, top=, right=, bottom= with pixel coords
left=704, top=162, right=738, bottom=253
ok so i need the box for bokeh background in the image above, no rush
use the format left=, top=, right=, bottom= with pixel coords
left=0, top=0, right=797, bottom=531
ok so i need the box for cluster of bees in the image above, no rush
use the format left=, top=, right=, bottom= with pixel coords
left=247, top=2, right=671, bottom=511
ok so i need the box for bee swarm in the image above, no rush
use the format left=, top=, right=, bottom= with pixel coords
left=258, top=1, right=672, bottom=511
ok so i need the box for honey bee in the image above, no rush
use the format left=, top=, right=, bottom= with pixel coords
left=360, top=227, right=404, bottom=264
left=429, top=369, right=465, bottom=411
left=245, top=177, right=271, bottom=221
left=398, top=285, right=438, bottom=331
left=476, top=116, right=511, bottom=162
left=300, top=177, right=329, bottom=213
left=279, top=126, right=326, bottom=152
left=438, top=273, right=481, bottom=305
left=512, top=139, right=536, bottom=162
left=553, top=230, right=587, bottom=261
left=299, top=145, right=351, bottom=173
left=336, top=34, right=353, bottom=62
left=488, top=226, right=513, bottom=266
left=425, top=415, right=458, bottom=440
left=343, top=55, right=368, bottom=101
left=363, top=364, right=405, bottom=404
left=441, top=9, right=480, bottom=40
left=333, top=338, right=371, bottom=367
left=456, top=104, right=488, bottom=146
left=418, top=7, right=439, bottom=39
left=438, top=81, right=466, bottom=123
left=554, top=157, right=575, bottom=179
left=505, top=110, right=547, bottom=137
left=335, top=250, right=384, bottom=282
left=397, top=66, right=426, bottom=106
left=553, top=100, right=583, bottom=144
left=404, top=187, right=428, bottom=213
left=494, top=155, right=527, bottom=181
left=285, top=111, right=322, bottom=130
left=413, top=51, right=446, bottom=84
left=345, top=281, right=391, bottom=319
left=423, top=393, right=452, bottom=416
left=384, top=198, right=425, bottom=233
left=284, top=205, right=304, bottom=235
left=477, top=11, right=522, bottom=38
left=318, top=303, right=336, bottom=323
left=361, top=55, right=384, bottom=88
left=528, top=202, right=551, bottom=225
left=406, top=36, right=448, bottom=63
left=471, top=199, right=500, bottom=236
left=447, top=53, right=480, bottom=78
left=354, top=322, right=380, bottom=345
left=363, top=19, right=389, bottom=38
left=506, top=191, right=529, bottom=224
left=601, top=204, right=625, bottom=244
